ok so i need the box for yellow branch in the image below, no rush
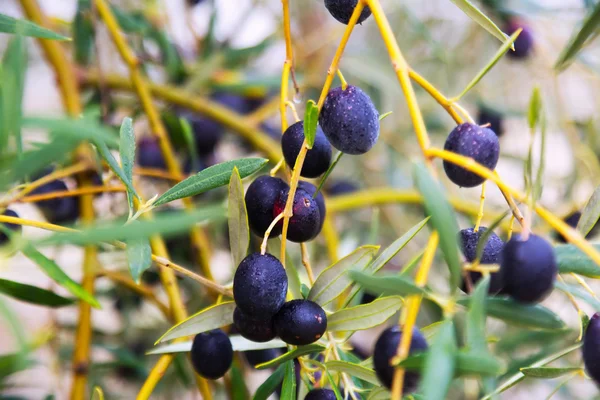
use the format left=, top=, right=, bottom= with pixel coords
left=427, top=148, right=600, bottom=266
left=18, top=185, right=126, bottom=203
left=17, top=2, right=98, bottom=398
left=391, top=231, right=439, bottom=399
left=81, top=72, right=282, bottom=163
left=96, top=270, right=171, bottom=317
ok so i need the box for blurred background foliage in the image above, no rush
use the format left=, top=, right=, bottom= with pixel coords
left=2, top=0, right=600, bottom=399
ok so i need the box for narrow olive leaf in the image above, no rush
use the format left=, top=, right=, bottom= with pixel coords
left=314, top=151, right=343, bottom=198
left=533, top=113, right=547, bottom=203
left=466, top=275, right=490, bottom=353
left=368, top=217, right=430, bottom=274
left=328, top=296, right=403, bottom=332
left=147, top=336, right=286, bottom=355
left=458, top=297, right=565, bottom=330
left=281, top=359, right=296, bottom=399
left=231, top=364, right=249, bottom=400
left=0, top=138, right=79, bottom=189
left=399, top=351, right=503, bottom=377
left=481, top=343, right=582, bottom=399
left=528, top=86, right=542, bottom=130
left=308, top=245, right=379, bottom=306
left=419, top=319, right=457, bottom=400
left=520, top=367, right=582, bottom=379
left=253, top=363, right=286, bottom=400
left=22, top=246, right=100, bottom=308
left=0, top=13, right=70, bottom=40
left=118, top=117, right=137, bottom=213
left=455, top=29, right=520, bottom=100
left=304, top=100, right=319, bottom=148
left=0, top=278, right=73, bottom=307
left=38, top=205, right=225, bottom=247
left=229, top=336, right=287, bottom=352
left=449, top=0, right=509, bottom=45
left=413, top=162, right=461, bottom=293
left=126, top=236, right=152, bottom=284
left=379, top=111, right=393, bottom=121
left=154, top=158, right=267, bottom=206
left=350, top=271, right=425, bottom=297
left=91, top=387, right=104, bottom=400
left=228, top=167, right=250, bottom=268
left=156, top=301, right=236, bottom=343
left=180, top=117, right=200, bottom=173
left=256, top=344, right=326, bottom=370
left=0, top=35, right=27, bottom=159
left=366, top=388, right=391, bottom=400
left=268, top=238, right=302, bottom=299
left=325, top=360, right=379, bottom=385
left=22, top=117, right=119, bottom=148
left=73, top=0, right=94, bottom=65
left=96, top=140, right=140, bottom=207
left=555, top=280, right=600, bottom=310
left=578, top=185, right=600, bottom=237
left=474, top=210, right=510, bottom=263
left=343, top=217, right=429, bottom=306
left=325, top=369, right=344, bottom=400
left=555, top=2, right=600, bottom=71
left=555, top=244, right=600, bottom=278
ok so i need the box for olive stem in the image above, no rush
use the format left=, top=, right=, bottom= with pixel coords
left=337, top=69, right=348, bottom=90
left=260, top=213, right=285, bottom=256
left=300, top=243, right=316, bottom=284
left=474, top=181, right=487, bottom=232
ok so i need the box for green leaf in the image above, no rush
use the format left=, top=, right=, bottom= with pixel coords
left=96, top=139, right=140, bottom=210
left=118, top=117, right=137, bottom=214
left=91, top=387, right=104, bottom=400
left=126, top=234, right=152, bottom=284
left=455, top=29, right=520, bottom=100
left=22, top=246, right=100, bottom=308
left=325, top=360, right=379, bottom=385
left=231, top=363, right=249, bottom=400
left=345, top=217, right=429, bottom=305
left=0, top=13, right=70, bottom=40
left=449, top=0, right=509, bottom=44
left=466, top=275, right=490, bottom=353
left=22, top=117, right=119, bottom=148
left=555, top=244, right=600, bottom=277
left=474, top=211, right=510, bottom=263
left=413, top=162, right=461, bottom=293
left=156, top=301, right=236, bottom=343
left=419, top=319, right=457, bottom=400
left=180, top=117, right=200, bottom=172
left=328, top=296, right=403, bottom=333
left=578, top=185, right=600, bottom=237
left=256, top=344, right=326, bottom=370
left=350, top=271, right=425, bottom=297
left=308, top=245, right=379, bottom=307
left=253, top=363, right=286, bottom=400
left=314, top=151, right=344, bottom=198
left=281, top=360, right=296, bottom=399
left=520, top=367, right=582, bottom=379
left=481, top=343, right=581, bottom=399
left=147, top=28, right=186, bottom=83
left=153, top=158, right=268, bottom=207
left=0, top=35, right=27, bottom=160
left=555, top=281, right=600, bottom=310
left=147, top=336, right=287, bottom=355
left=0, top=352, right=33, bottom=381
left=367, top=387, right=391, bottom=400
left=458, top=297, right=565, bottom=330
left=0, top=278, right=73, bottom=307
left=73, top=0, right=94, bottom=65
left=38, top=205, right=225, bottom=247
left=399, top=351, right=503, bottom=377
left=528, top=86, right=542, bottom=130
left=228, top=167, right=250, bottom=268
left=0, top=138, right=79, bottom=189
left=304, top=100, right=319, bottom=148
left=555, top=2, right=600, bottom=71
